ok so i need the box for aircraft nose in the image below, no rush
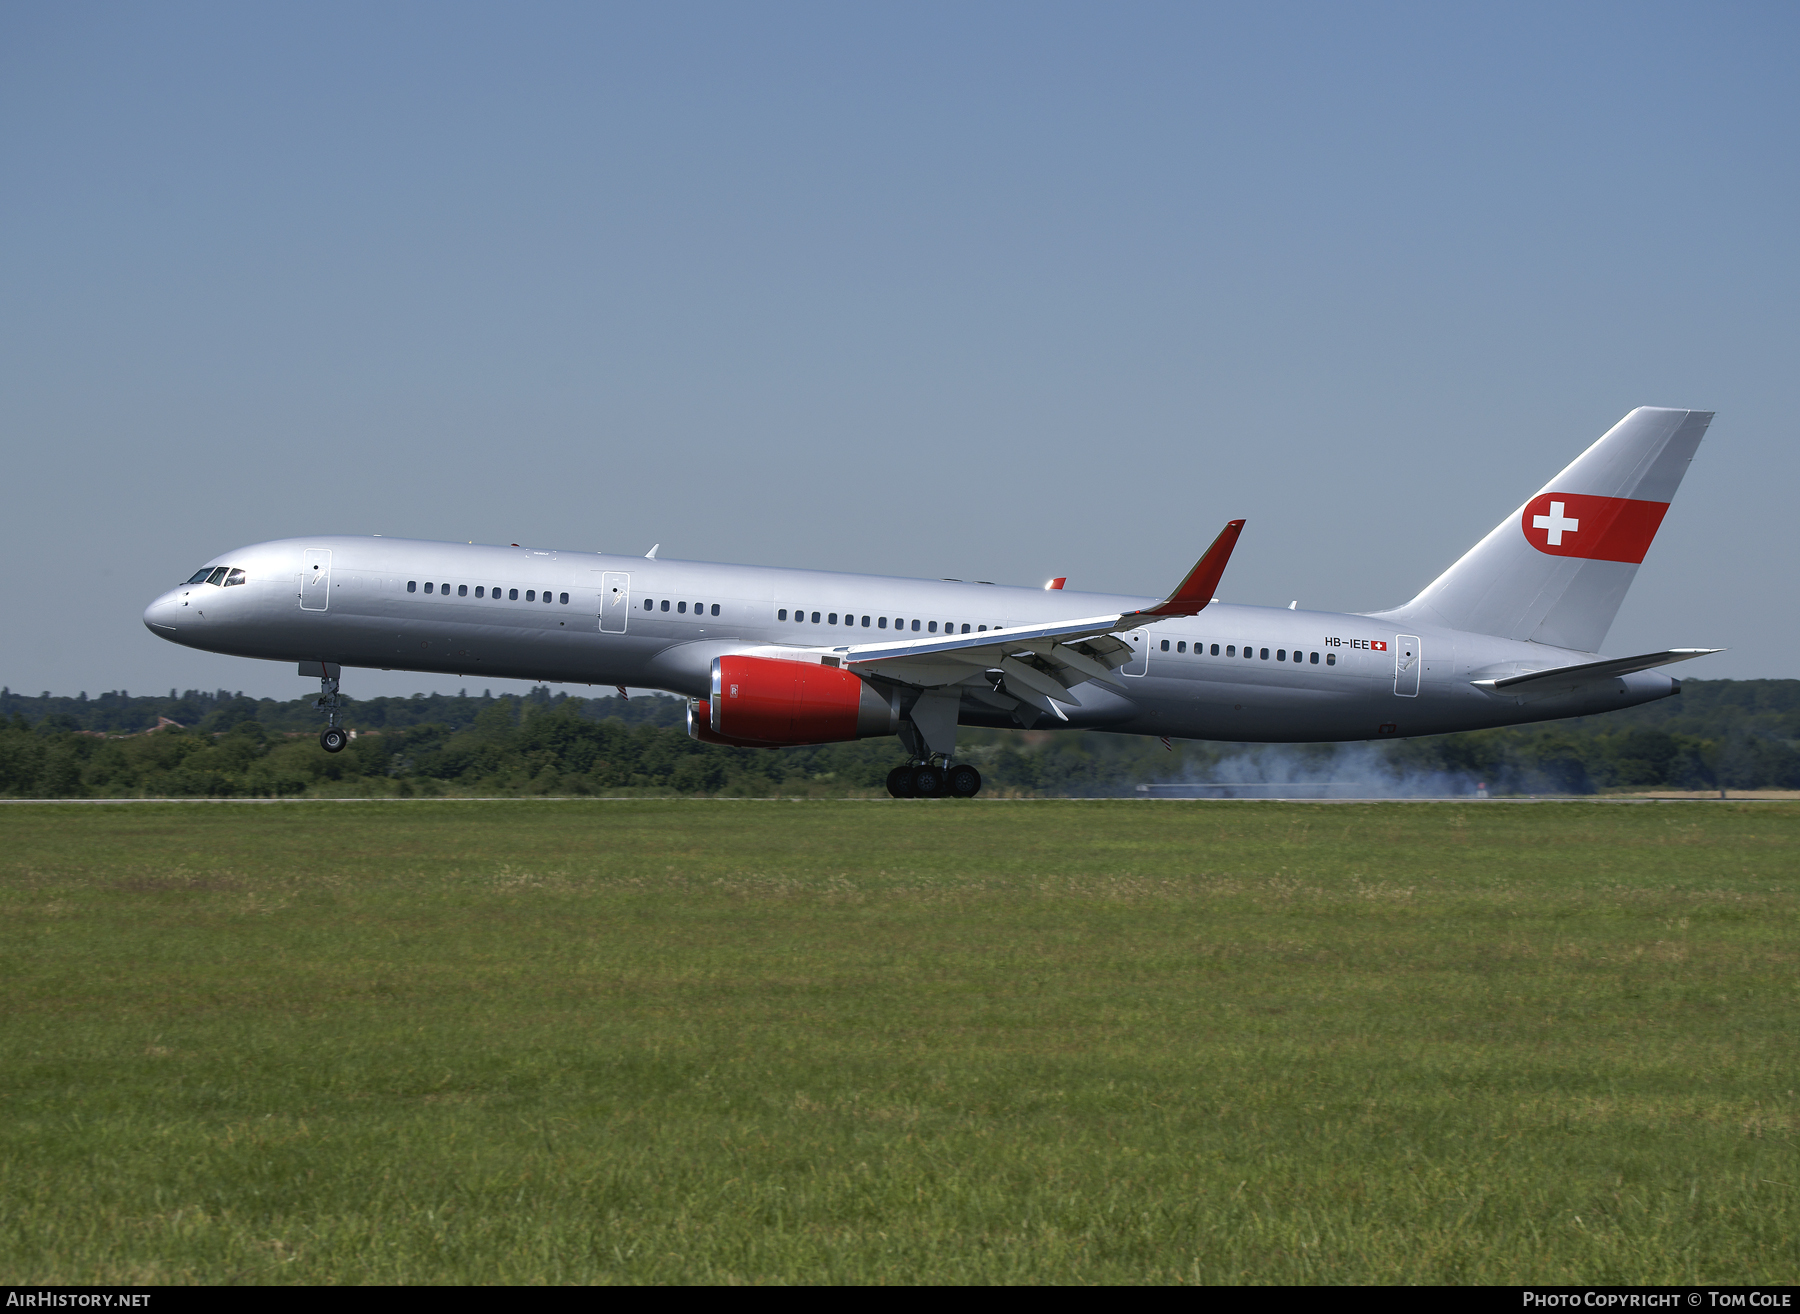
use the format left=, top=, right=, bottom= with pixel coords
left=143, top=591, right=183, bottom=634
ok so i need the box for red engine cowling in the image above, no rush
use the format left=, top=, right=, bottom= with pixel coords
left=686, top=699, right=773, bottom=748
left=705, top=655, right=896, bottom=747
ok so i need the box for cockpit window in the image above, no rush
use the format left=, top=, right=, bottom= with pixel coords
left=224, top=568, right=246, bottom=587
left=205, top=567, right=229, bottom=586
left=186, top=568, right=214, bottom=584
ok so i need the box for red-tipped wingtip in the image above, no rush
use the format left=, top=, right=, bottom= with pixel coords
left=1143, top=519, right=1245, bottom=617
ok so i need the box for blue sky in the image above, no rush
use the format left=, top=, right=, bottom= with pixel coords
left=3, top=2, right=1795, bottom=700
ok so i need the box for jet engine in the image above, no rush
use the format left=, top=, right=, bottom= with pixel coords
left=690, top=655, right=898, bottom=747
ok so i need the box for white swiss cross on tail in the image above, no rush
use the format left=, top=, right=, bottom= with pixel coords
left=1520, top=491, right=1670, bottom=563
left=1532, top=501, right=1579, bottom=545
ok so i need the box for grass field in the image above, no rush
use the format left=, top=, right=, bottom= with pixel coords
left=1, top=800, right=1795, bottom=1284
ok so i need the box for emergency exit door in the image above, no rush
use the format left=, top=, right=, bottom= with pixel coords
left=1120, top=630, right=1149, bottom=676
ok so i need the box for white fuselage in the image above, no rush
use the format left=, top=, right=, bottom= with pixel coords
left=143, top=535, right=1680, bottom=742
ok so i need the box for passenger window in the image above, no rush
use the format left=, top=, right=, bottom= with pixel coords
left=526, top=590, right=536, bottom=602
left=1327, top=653, right=1336, bottom=665
left=509, top=589, right=518, bottom=601
left=778, top=609, right=787, bottom=620
left=978, top=625, right=987, bottom=632
left=425, top=582, right=435, bottom=594
left=879, top=617, right=888, bottom=629
left=1310, top=652, right=1319, bottom=664
left=961, top=624, right=970, bottom=633
left=911, top=619, right=920, bottom=631
left=642, top=598, right=652, bottom=610
left=812, top=612, right=821, bottom=623
left=560, top=593, right=569, bottom=605
left=675, top=601, right=684, bottom=614
left=1225, top=645, right=1235, bottom=656
left=475, top=586, right=484, bottom=598
left=711, top=605, right=720, bottom=616
left=1210, top=643, right=1219, bottom=656
left=1177, top=641, right=1186, bottom=653
left=862, top=615, right=871, bottom=627
left=459, top=585, right=468, bottom=597
left=828, top=612, right=838, bottom=625
left=1160, top=639, right=1169, bottom=651
left=407, top=580, right=417, bottom=593
left=1277, top=649, right=1285, bottom=661
left=928, top=621, right=938, bottom=633
left=659, top=599, right=669, bottom=611
left=1260, top=648, right=1269, bottom=659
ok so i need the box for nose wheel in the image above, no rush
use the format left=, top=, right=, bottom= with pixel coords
left=312, top=667, right=350, bottom=752
left=886, top=763, right=981, bottom=798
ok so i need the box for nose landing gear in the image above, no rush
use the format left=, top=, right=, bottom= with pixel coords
left=309, top=664, right=350, bottom=753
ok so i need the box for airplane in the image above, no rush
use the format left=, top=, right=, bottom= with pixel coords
left=143, top=406, right=1719, bottom=798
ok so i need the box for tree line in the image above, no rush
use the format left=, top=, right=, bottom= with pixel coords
left=0, top=679, right=1796, bottom=798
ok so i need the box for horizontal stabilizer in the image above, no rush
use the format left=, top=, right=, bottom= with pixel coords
left=1471, top=648, right=1722, bottom=697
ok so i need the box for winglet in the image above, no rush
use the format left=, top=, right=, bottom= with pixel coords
left=1135, top=520, right=1246, bottom=619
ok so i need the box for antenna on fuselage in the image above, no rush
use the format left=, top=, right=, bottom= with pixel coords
left=645, top=544, right=659, bottom=559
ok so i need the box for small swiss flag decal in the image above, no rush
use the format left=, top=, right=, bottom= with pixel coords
left=1371, top=641, right=1387, bottom=652
left=1521, top=493, right=1669, bottom=563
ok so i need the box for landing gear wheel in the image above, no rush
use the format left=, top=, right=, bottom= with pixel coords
left=948, top=764, right=982, bottom=798
left=911, top=765, right=946, bottom=798
left=320, top=727, right=350, bottom=754
left=886, top=766, right=917, bottom=798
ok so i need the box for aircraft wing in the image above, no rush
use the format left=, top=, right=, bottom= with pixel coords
left=804, top=520, right=1247, bottom=713
left=1471, top=647, right=1722, bottom=697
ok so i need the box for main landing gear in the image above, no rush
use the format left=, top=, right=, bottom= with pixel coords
left=887, top=696, right=980, bottom=797
left=886, top=762, right=982, bottom=799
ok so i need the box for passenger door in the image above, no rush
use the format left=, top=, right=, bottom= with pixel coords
left=597, top=571, right=631, bottom=633
left=1393, top=634, right=1421, bottom=697
left=300, top=548, right=332, bottom=611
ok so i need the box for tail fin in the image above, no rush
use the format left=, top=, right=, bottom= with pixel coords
left=1379, top=407, right=1712, bottom=652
